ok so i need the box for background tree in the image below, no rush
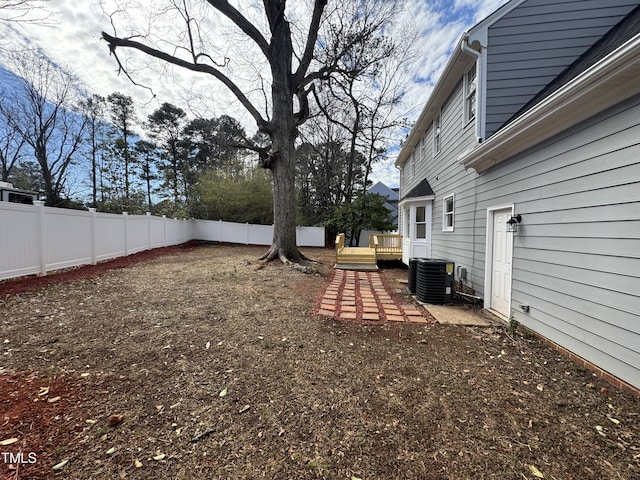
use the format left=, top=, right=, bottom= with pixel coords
left=7, top=160, right=44, bottom=193
left=324, top=192, right=395, bottom=245
left=0, top=92, right=26, bottom=181
left=295, top=138, right=360, bottom=226
left=191, top=168, right=273, bottom=224
left=134, top=139, right=159, bottom=212
left=0, top=49, right=87, bottom=206
left=102, top=0, right=402, bottom=263
left=82, top=93, right=106, bottom=207
left=106, top=92, right=137, bottom=202
left=145, top=102, right=187, bottom=205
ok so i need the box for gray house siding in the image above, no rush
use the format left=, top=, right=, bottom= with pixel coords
left=399, top=77, right=484, bottom=290
left=484, top=0, right=638, bottom=138
left=473, top=94, right=640, bottom=388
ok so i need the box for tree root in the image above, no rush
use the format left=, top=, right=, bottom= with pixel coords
left=258, top=245, right=312, bottom=264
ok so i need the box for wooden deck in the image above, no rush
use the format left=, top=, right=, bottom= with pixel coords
left=335, top=233, right=402, bottom=270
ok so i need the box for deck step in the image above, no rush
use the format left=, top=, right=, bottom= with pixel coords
left=334, top=263, right=379, bottom=271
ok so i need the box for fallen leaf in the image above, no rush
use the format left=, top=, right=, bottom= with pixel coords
left=205, top=341, right=210, bottom=350
left=152, top=453, right=166, bottom=461
left=239, top=404, right=250, bottom=414
left=536, top=384, right=544, bottom=392
left=48, top=396, right=61, bottom=403
left=106, top=447, right=116, bottom=455
left=529, top=464, right=544, bottom=478
left=596, top=425, right=606, bottom=437
left=38, top=386, right=49, bottom=396
left=80, top=372, right=91, bottom=377
left=52, top=459, right=69, bottom=471
left=608, top=416, right=620, bottom=425
left=108, top=414, right=125, bottom=427
left=0, top=438, right=18, bottom=446
left=219, top=388, right=227, bottom=397
left=86, top=419, right=97, bottom=424
left=134, top=459, right=142, bottom=468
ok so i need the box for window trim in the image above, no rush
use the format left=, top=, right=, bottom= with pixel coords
left=415, top=205, right=427, bottom=240
left=464, top=63, right=477, bottom=126
left=443, top=193, right=455, bottom=232
left=433, top=111, right=441, bottom=157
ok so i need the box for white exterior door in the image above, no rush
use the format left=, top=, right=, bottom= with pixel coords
left=400, top=200, right=433, bottom=264
left=489, top=208, right=513, bottom=318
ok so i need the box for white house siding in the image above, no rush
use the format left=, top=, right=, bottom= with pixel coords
left=484, top=0, right=639, bottom=138
left=473, top=94, right=640, bottom=389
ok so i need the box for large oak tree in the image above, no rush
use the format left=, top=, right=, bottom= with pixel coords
left=102, top=0, right=398, bottom=263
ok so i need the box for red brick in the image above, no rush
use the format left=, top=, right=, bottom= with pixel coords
left=407, top=315, right=428, bottom=324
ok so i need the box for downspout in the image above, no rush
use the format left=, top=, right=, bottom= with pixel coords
left=461, top=33, right=483, bottom=143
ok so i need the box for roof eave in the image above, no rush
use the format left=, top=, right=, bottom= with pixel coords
left=461, top=33, right=640, bottom=173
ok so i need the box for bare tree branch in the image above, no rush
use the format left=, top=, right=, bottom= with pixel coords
left=204, top=0, right=270, bottom=59
left=293, top=0, right=327, bottom=86
left=101, top=31, right=269, bottom=132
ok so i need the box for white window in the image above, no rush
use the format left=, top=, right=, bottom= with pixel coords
left=433, top=112, right=441, bottom=156
left=465, top=63, right=477, bottom=124
left=415, top=206, right=427, bottom=239
left=443, top=194, right=454, bottom=232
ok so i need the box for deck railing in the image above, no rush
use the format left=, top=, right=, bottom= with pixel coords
left=369, top=233, right=402, bottom=259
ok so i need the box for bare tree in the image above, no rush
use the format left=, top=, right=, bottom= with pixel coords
left=0, top=49, right=87, bottom=206
left=0, top=89, right=26, bottom=181
left=101, top=0, right=400, bottom=263
left=0, top=0, right=53, bottom=24
left=82, top=94, right=106, bottom=207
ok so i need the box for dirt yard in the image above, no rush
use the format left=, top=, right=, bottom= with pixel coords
left=1, top=243, right=638, bottom=479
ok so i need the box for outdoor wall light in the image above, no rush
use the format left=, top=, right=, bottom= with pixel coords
left=506, top=214, right=522, bottom=233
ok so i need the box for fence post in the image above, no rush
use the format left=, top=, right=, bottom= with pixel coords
left=122, top=212, right=129, bottom=256
left=89, top=208, right=97, bottom=265
left=162, top=215, right=167, bottom=246
left=146, top=212, right=152, bottom=250
left=34, top=201, right=46, bottom=276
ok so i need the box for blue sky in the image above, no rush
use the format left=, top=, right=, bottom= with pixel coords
left=0, top=0, right=510, bottom=190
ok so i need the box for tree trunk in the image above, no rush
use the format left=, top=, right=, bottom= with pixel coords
left=259, top=6, right=306, bottom=264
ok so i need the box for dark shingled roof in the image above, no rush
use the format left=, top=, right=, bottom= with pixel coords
left=402, top=178, right=435, bottom=200
left=504, top=5, right=640, bottom=129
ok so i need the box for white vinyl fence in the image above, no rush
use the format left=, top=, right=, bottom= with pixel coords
left=0, top=201, right=324, bottom=281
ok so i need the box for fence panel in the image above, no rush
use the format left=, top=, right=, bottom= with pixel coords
left=296, top=226, right=325, bottom=247
left=127, top=214, right=151, bottom=254
left=94, top=212, right=126, bottom=262
left=1, top=203, right=326, bottom=281
left=43, top=206, right=93, bottom=271
left=0, top=202, right=42, bottom=280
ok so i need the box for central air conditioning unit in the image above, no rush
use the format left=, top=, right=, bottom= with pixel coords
left=408, top=258, right=419, bottom=294
left=416, top=259, right=454, bottom=304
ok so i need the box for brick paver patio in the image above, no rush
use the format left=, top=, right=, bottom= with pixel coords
left=316, top=270, right=434, bottom=324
